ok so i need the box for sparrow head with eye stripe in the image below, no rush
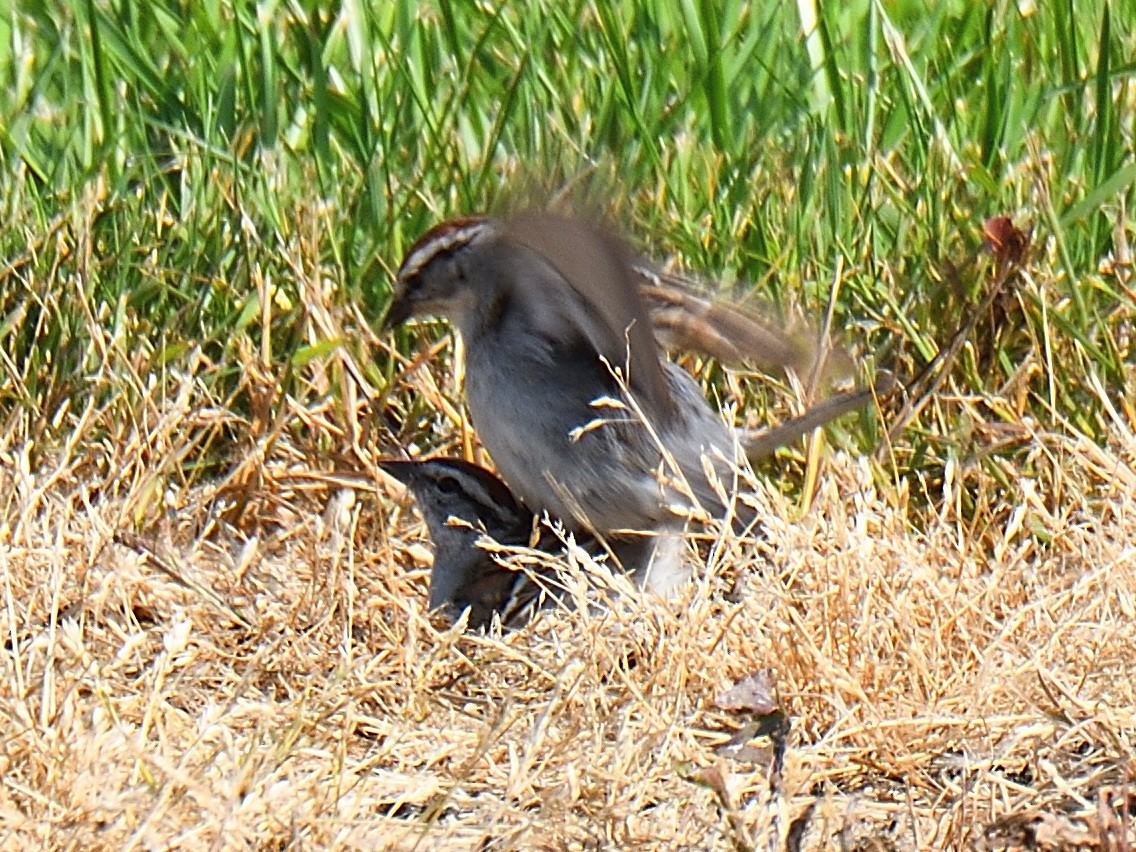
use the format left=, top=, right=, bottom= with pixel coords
left=380, top=457, right=566, bottom=629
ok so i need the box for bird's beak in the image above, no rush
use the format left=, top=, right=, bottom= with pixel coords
left=380, top=289, right=412, bottom=332
left=377, top=458, right=416, bottom=486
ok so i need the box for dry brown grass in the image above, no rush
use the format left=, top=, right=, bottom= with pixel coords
left=2, top=339, right=1135, bottom=851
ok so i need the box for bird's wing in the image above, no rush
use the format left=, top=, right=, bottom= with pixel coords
left=636, top=266, right=853, bottom=382
left=503, top=212, right=676, bottom=421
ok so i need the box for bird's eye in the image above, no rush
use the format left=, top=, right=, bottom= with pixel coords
left=437, top=476, right=462, bottom=495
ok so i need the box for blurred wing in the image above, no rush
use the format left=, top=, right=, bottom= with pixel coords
left=637, top=266, right=853, bottom=383
left=504, top=212, right=675, bottom=420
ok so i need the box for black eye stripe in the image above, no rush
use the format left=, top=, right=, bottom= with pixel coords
left=428, top=459, right=522, bottom=514
left=437, top=475, right=462, bottom=495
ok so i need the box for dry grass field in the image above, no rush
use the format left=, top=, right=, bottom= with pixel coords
left=2, top=296, right=1133, bottom=849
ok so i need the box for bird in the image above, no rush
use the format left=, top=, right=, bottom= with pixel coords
left=384, top=210, right=879, bottom=591
left=385, top=212, right=745, bottom=591
left=379, top=457, right=567, bottom=629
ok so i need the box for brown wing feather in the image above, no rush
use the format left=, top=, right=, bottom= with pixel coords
left=636, top=267, right=853, bottom=382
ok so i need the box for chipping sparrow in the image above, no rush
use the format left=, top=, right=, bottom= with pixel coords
left=384, top=211, right=872, bottom=590
left=379, top=457, right=564, bottom=629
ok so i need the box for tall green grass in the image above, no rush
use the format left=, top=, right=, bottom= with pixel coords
left=1, top=0, right=1133, bottom=508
